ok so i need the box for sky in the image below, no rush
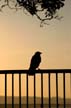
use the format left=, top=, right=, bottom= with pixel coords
left=0, top=0, right=71, bottom=97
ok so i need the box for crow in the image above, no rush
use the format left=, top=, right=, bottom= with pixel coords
left=28, top=51, right=42, bottom=75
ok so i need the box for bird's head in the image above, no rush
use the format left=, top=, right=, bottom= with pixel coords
left=35, top=51, right=42, bottom=55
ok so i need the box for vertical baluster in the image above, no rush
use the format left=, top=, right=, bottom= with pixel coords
left=63, top=73, right=65, bottom=108
left=26, top=74, right=28, bottom=108
left=48, top=73, right=51, bottom=108
left=56, top=73, right=58, bottom=108
left=41, top=73, right=43, bottom=108
left=5, top=74, right=7, bottom=108
left=12, top=74, right=14, bottom=108
left=34, top=74, right=36, bottom=108
left=19, top=74, right=21, bottom=108
left=70, top=73, right=71, bottom=98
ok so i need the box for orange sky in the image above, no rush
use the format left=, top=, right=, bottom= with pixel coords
left=0, top=0, right=71, bottom=97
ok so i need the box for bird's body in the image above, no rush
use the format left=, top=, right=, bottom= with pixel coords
left=29, top=51, right=42, bottom=75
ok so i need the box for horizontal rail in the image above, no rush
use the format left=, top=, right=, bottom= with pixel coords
left=0, top=69, right=71, bottom=74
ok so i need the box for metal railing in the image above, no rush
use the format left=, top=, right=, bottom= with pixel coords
left=0, top=69, right=71, bottom=108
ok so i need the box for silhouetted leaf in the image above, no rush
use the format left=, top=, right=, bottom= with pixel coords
left=0, top=0, right=65, bottom=24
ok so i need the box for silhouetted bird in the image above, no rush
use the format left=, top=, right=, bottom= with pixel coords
left=28, top=51, right=42, bottom=75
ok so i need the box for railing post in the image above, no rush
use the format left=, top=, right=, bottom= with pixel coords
left=34, top=74, right=36, bottom=108
left=48, top=73, right=51, bottom=108
left=70, top=73, right=71, bottom=98
left=12, top=74, right=14, bottom=108
left=63, top=73, right=66, bottom=108
left=56, top=73, right=58, bottom=108
left=19, top=74, right=21, bottom=108
left=5, top=74, right=7, bottom=108
left=26, top=74, right=28, bottom=108
left=41, top=73, right=43, bottom=108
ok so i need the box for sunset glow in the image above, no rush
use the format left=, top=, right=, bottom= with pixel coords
left=0, top=0, right=71, bottom=97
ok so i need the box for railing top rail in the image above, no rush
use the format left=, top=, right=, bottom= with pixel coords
left=0, top=69, right=71, bottom=74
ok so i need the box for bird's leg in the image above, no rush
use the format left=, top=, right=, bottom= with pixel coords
left=38, top=68, right=40, bottom=70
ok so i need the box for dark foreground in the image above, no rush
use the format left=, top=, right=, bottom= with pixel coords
left=0, top=104, right=71, bottom=108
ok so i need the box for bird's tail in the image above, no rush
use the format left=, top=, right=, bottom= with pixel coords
left=28, top=68, right=35, bottom=76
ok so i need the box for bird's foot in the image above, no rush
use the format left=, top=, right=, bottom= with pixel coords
left=38, top=68, right=40, bottom=70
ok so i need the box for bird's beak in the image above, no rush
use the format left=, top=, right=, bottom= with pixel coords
left=40, top=52, right=42, bottom=54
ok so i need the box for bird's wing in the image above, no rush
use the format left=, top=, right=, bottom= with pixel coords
left=29, top=54, right=41, bottom=70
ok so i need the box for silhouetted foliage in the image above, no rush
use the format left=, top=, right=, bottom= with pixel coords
left=0, top=0, right=65, bottom=24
